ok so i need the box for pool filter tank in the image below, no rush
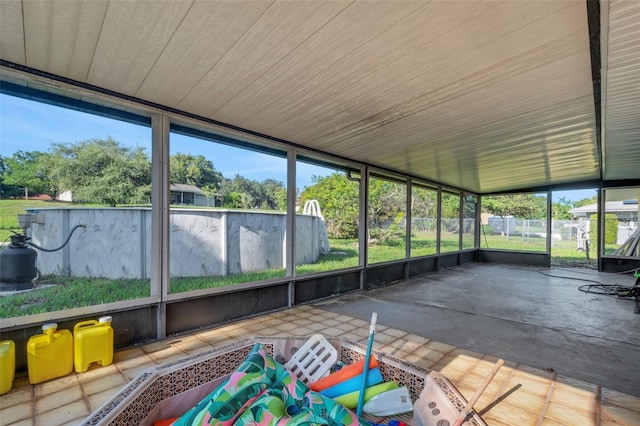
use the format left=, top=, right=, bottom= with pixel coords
left=0, top=234, right=38, bottom=290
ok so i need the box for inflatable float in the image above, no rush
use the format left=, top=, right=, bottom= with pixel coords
left=80, top=336, right=488, bottom=426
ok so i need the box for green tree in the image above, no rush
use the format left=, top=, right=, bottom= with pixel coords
left=532, top=195, right=547, bottom=219
left=441, top=192, right=460, bottom=218
left=368, top=177, right=406, bottom=229
left=411, top=186, right=437, bottom=218
left=220, top=175, right=256, bottom=208
left=575, top=195, right=598, bottom=208
left=170, top=153, right=222, bottom=190
left=300, top=172, right=359, bottom=238
left=482, top=193, right=546, bottom=237
left=1, top=151, right=59, bottom=199
left=440, top=192, right=461, bottom=232
left=221, top=191, right=244, bottom=209
left=552, top=196, right=574, bottom=220
left=200, top=184, right=220, bottom=207
left=49, top=137, right=151, bottom=207
left=0, top=155, right=23, bottom=199
left=260, top=178, right=287, bottom=210
left=219, top=175, right=286, bottom=210
left=482, top=194, right=544, bottom=218
left=366, top=177, right=406, bottom=246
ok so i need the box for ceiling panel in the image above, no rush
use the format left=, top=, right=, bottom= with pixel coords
left=603, top=0, right=640, bottom=182
left=244, top=1, right=581, bottom=139
left=88, top=0, right=193, bottom=95
left=22, top=0, right=53, bottom=71
left=0, top=0, right=25, bottom=65
left=211, top=0, right=430, bottom=126
left=48, top=1, right=83, bottom=77
left=175, top=1, right=353, bottom=116
left=66, top=0, right=110, bottom=82
left=139, top=0, right=273, bottom=107
left=1, top=0, right=638, bottom=194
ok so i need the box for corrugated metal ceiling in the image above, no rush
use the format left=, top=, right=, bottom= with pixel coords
left=602, top=0, right=640, bottom=182
left=0, top=0, right=638, bottom=194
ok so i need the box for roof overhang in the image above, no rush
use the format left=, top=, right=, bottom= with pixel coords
left=1, top=0, right=639, bottom=194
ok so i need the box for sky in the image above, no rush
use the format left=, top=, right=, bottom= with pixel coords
left=0, top=93, right=326, bottom=190
left=0, top=93, right=598, bottom=202
left=551, top=188, right=597, bottom=203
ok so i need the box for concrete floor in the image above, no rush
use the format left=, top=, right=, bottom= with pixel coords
left=3, top=264, right=640, bottom=425
left=316, top=263, right=640, bottom=397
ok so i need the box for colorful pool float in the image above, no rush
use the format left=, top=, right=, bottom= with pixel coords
left=171, top=343, right=367, bottom=426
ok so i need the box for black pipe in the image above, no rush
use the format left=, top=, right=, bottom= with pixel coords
left=27, top=224, right=86, bottom=252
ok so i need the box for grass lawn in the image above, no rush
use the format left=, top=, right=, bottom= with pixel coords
left=1, top=271, right=292, bottom=318
left=0, top=238, right=358, bottom=318
left=0, top=200, right=63, bottom=242
left=0, top=199, right=123, bottom=242
left=0, top=276, right=150, bottom=318
left=0, top=201, right=608, bottom=318
left=480, top=233, right=547, bottom=251
left=296, top=238, right=360, bottom=274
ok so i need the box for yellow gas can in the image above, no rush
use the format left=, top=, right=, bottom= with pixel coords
left=0, top=340, right=15, bottom=395
left=27, top=323, right=73, bottom=384
left=74, top=316, right=114, bottom=373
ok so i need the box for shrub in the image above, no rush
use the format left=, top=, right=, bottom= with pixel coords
left=326, top=217, right=358, bottom=239
left=589, top=213, right=619, bottom=247
left=369, top=226, right=405, bottom=247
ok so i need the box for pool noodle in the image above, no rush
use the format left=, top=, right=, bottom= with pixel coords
left=333, top=381, right=399, bottom=409
left=319, top=367, right=383, bottom=399
left=309, top=356, right=379, bottom=392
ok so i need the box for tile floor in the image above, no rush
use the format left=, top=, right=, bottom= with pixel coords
left=1, top=305, right=639, bottom=425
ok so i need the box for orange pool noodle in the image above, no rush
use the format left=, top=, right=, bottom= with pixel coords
left=309, top=356, right=379, bottom=392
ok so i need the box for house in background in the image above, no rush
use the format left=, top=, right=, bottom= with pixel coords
left=170, top=184, right=221, bottom=207
left=57, top=191, right=73, bottom=202
left=569, top=200, right=639, bottom=246
left=25, top=186, right=221, bottom=206
left=569, top=200, right=639, bottom=221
